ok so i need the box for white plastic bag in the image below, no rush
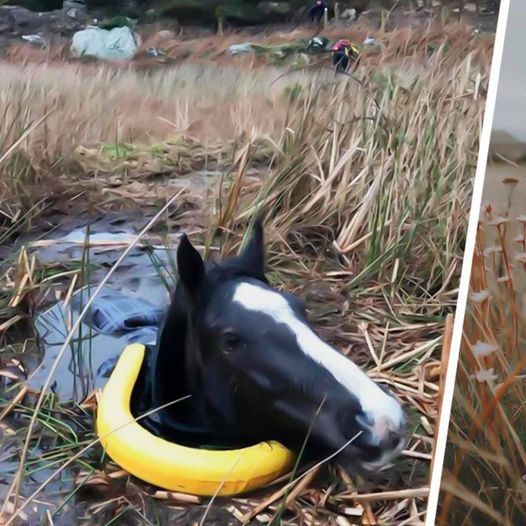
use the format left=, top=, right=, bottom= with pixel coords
left=71, top=26, right=139, bottom=61
left=227, top=43, right=253, bottom=56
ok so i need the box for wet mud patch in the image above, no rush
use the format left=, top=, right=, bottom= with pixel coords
left=16, top=211, right=187, bottom=399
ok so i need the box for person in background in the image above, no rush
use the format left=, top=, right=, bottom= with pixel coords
left=331, top=38, right=360, bottom=73
left=309, top=0, right=327, bottom=25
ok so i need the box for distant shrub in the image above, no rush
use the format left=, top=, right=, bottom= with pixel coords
left=5, top=0, right=63, bottom=11
left=98, top=15, right=137, bottom=30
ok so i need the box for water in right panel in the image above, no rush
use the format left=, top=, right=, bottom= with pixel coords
left=438, top=1, right=526, bottom=524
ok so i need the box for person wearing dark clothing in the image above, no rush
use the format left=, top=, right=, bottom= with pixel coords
left=309, top=0, right=327, bottom=24
left=331, top=39, right=360, bottom=73
left=332, top=50, right=349, bottom=73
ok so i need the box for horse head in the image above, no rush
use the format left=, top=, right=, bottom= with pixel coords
left=143, top=220, right=407, bottom=472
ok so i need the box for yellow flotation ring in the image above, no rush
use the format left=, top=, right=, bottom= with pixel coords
left=96, top=343, right=296, bottom=496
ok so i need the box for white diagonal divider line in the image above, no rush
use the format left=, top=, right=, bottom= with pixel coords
left=425, top=1, right=513, bottom=524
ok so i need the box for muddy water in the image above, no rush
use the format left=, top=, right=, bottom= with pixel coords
left=0, top=435, right=80, bottom=526
left=1, top=216, right=182, bottom=524
left=16, top=168, right=221, bottom=400
left=26, top=214, right=179, bottom=401
left=0, top=189, right=247, bottom=523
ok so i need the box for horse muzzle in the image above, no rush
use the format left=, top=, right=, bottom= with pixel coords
left=354, top=412, right=407, bottom=470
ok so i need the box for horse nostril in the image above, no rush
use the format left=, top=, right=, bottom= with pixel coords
left=356, top=413, right=405, bottom=451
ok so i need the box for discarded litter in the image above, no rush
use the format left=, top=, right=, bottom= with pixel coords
left=70, top=286, right=164, bottom=341
left=145, top=47, right=166, bottom=57
left=227, top=42, right=253, bottom=56
left=341, top=8, right=357, bottom=20
left=70, top=26, right=139, bottom=61
left=363, top=37, right=379, bottom=47
left=306, top=36, right=330, bottom=51
left=22, top=34, right=46, bottom=46
left=32, top=285, right=165, bottom=398
left=63, top=0, right=86, bottom=20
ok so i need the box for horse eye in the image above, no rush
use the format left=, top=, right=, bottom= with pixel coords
left=222, top=332, right=243, bottom=352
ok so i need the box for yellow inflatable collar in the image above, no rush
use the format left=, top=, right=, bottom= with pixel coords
left=96, top=343, right=295, bottom=496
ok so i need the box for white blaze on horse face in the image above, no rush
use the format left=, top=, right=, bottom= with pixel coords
left=232, top=281, right=404, bottom=448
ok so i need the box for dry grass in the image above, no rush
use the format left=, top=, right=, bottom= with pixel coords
left=438, top=186, right=526, bottom=525
left=0, top=60, right=314, bottom=237
left=3, top=21, right=496, bottom=72
left=0, top=23, right=493, bottom=234
left=0, top=23, right=490, bottom=526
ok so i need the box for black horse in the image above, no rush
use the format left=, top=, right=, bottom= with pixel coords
left=133, top=220, right=406, bottom=473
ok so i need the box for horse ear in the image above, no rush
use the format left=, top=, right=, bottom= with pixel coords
left=177, top=234, right=205, bottom=299
left=238, top=218, right=265, bottom=279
